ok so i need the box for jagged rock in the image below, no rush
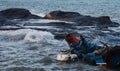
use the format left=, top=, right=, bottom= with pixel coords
left=44, top=10, right=114, bottom=26
left=0, top=8, right=42, bottom=19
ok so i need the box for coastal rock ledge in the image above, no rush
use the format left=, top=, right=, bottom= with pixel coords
left=44, top=10, right=119, bottom=26
left=0, top=8, right=42, bottom=19
left=0, top=8, right=119, bottom=26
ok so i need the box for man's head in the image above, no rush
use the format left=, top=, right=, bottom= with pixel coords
left=65, top=34, right=73, bottom=39
left=65, top=34, right=79, bottom=44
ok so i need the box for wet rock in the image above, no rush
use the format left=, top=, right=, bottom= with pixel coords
left=0, top=16, right=7, bottom=25
left=54, top=34, right=65, bottom=40
left=0, top=16, right=19, bottom=27
left=40, top=56, right=52, bottom=63
left=97, top=16, right=112, bottom=25
left=0, top=16, right=23, bottom=29
left=103, top=47, right=120, bottom=69
left=114, top=45, right=120, bottom=48
left=44, top=10, right=81, bottom=19
left=0, top=8, right=42, bottom=19
left=44, top=10, right=117, bottom=26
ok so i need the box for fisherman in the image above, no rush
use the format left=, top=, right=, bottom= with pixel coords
left=65, top=34, right=109, bottom=58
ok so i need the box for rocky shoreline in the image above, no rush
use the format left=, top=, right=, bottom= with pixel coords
left=0, top=8, right=119, bottom=27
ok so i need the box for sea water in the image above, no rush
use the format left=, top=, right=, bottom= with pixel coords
left=0, top=0, right=120, bottom=71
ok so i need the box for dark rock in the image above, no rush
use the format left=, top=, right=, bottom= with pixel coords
left=103, top=46, right=120, bottom=69
left=40, top=56, right=52, bottom=63
left=44, top=10, right=116, bottom=26
left=0, top=8, right=42, bottom=19
left=0, top=16, right=6, bottom=25
left=97, top=16, right=112, bottom=25
left=44, top=10, right=81, bottom=19
left=0, top=16, right=16, bottom=26
left=54, top=34, right=65, bottom=40
left=0, top=15, right=23, bottom=27
left=114, top=45, right=120, bottom=48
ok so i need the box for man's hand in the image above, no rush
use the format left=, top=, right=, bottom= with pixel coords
left=69, top=48, right=75, bottom=54
left=93, top=50, right=100, bottom=54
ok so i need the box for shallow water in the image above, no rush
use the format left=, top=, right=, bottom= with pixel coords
left=0, top=0, right=120, bottom=71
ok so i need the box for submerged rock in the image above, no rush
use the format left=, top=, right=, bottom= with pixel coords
left=40, top=56, right=52, bottom=63
left=44, top=10, right=118, bottom=26
left=0, top=8, right=42, bottom=19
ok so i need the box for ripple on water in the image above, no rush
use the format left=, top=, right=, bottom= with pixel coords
left=6, top=67, right=45, bottom=71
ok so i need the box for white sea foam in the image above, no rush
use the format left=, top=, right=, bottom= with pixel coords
left=0, top=29, right=68, bottom=46
left=0, top=29, right=55, bottom=43
left=0, top=29, right=27, bottom=36
left=23, top=29, right=54, bottom=43
left=20, top=19, right=74, bottom=24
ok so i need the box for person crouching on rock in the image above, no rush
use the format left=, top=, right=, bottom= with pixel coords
left=65, top=34, right=109, bottom=58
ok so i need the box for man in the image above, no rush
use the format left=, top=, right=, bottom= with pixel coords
left=65, top=34, right=108, bottom=58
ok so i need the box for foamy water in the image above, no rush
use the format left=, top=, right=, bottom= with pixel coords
left=0, top=26, right=119, bottom=71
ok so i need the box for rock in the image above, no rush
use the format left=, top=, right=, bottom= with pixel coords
left=44, top=10, right=81, bottom=19
left=44, top=10, right=114, bottom=26
left=97, top=16, right=112, bottom=25
left=103, top=46, right=120, bottom=69
left=44, top=13, right=54, bottom=19
left=40, top=56, right=52, bottom=63
left=0, top=15, right=23, bottom=27
left=0, top=16, right=16, bottom=26
left=0, top=8, right=42, bottom=19
left=0, top=16, right=6, bottom=26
